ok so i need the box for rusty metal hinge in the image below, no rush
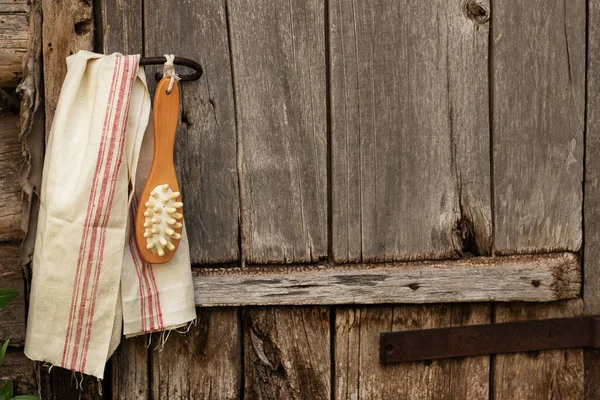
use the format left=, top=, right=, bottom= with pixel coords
left=380, top=316, right=600, bottom=364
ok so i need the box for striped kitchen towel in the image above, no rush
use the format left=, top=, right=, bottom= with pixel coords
left=25, top=51, right=196, bottom=378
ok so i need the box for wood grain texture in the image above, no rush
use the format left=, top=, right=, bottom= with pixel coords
left=111, top=335, right=148, bottom=400
left=45, top=367, right=104, bottom=400
left=0, top=243, right=25, bottom=345
left=0, top=111, right=26, bottom=241
left=0, top=0, right=29, bottom=13
left=330, top=0, right=491, bottom=262
left=230, top=0, right=327, bottom=263
left=98, top=0, right=142, bottom=55
left=145, top=0, right=239, bottom=264
left=244, top=307, right=330, bottom=399
left=42, top=0, right=94, bottom=136
left=335, top=304, right=490, bottom=399
left=193, top=252, right=580, bottom=306
left=0, top=13, right=27, bottom=87
left=152, top=308, right=241, bottom=399
left=1, top=349, right=37, bottom=397
left=492, top=0, right=585, bottom=254
left=494, top=300, right=584, bottom=400
left=586, top=1, right=600, bottom=396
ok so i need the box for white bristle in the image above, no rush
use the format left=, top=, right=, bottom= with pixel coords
left=144, top=183, right=186, bottom=255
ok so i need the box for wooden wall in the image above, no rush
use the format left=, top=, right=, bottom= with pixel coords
left=1, top=0, right=599, bottom=398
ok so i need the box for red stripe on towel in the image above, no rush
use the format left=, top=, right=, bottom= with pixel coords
left=79, top=56, right=139, bottom=371
left=61, top=56, right=123, bottom=368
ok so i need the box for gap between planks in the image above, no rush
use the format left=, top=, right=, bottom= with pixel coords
left=192, top=252, right=580, bottom=307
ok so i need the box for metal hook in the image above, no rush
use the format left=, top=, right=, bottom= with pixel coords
left=139, top=56, right=203, bottom=81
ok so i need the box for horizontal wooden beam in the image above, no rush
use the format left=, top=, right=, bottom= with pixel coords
left=0, top=12, right=28, bottom=87
left=193, top=253, right=581, bottom=306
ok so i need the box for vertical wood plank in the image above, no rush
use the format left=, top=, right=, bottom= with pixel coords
left=42, top=0, right=94, bottom=134
left=98, top=0, right=142, bottom=55
left=144, top=0, right=239, bottom=264
left=244, top=307, right=330, bottom=399
left=335, top=304, right=490, bottom=399
left=494, top=300, right=584, bottom=400
left=586, top=1, right=600, bottom=396
left=111, top=336, right=148, bottom=400
left=151, top=308, right=241, bottom=400
left=492, top=0, right=585, bottom=254
left=330, top=0, right=491, bottom=262
left=229, top=0, right=327, bottom=263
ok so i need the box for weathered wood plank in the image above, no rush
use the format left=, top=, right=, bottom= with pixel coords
left=585, top=1, right=600, bottom=396
left=446, top=0, right=492, bottom=256
left=336, top=304, right=490, bottom=399
left=0, top=243, right=25, bottom=345
left=111, top=336, right=148, bottom=400
left=492, top=0, right=585, bottom=254
left=0, top=13, right=27, bottom=87
left=46, top=367, right=104, bottom=400
left=152, top=308, right=241, bottom=399
left=192, top=252, right=580, bottom=306
left=230, top=0, right=327, bottom=263
left=0, top=0, right=29, bottom=13
left=144, top=0, right=239, bottom=264
left=0, top=111, right=26, bottom=241
left=42, top=0, right=93, bottom=135
left=494, top=300, right=584, bottom=399
left=1, top=349, right=37, bottom=397
left=331, top=0, right=492, bottom=262
left=244, top=307, right=330, bottom=399
left=98, top=0, right=142, bottom=55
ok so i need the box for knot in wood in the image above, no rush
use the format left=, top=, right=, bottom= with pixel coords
left=462, top=0, right=490, bottom=27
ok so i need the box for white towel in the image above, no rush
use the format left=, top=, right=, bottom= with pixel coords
left=25, top=51, right=196, bottom=378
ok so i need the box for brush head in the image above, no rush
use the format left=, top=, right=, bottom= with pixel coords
left=142, top=183, right=183, bottom=257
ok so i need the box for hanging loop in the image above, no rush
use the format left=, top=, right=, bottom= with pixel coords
left=139, top=56, right=203, bottom=81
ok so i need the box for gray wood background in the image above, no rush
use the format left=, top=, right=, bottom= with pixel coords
left=1, top=0, right=597, bottom=398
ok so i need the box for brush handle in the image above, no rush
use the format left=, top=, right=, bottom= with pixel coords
left=152, top=79, right=179, bottom=177
left=135, top=78, right=183, bottom=264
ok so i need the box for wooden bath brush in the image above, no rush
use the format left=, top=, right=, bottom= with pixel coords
left=135, top=77, right=183, bottom=264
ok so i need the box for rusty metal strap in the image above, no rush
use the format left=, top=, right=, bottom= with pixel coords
left=380, top=316, right=600, bottom=364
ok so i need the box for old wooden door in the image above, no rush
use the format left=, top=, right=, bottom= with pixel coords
left=6, top=0, right=600, bottom=398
